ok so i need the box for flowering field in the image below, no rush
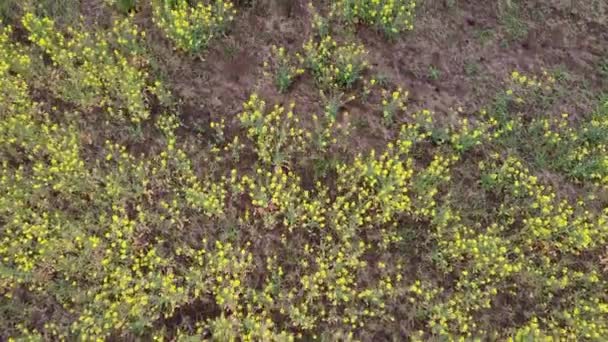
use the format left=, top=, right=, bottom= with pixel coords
left=1, top=0, right=607, bottom=340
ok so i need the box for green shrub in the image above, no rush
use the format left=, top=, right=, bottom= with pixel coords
left=152, top=0, right=236, bottom=53
left=332, top=0, right=417, bottom=37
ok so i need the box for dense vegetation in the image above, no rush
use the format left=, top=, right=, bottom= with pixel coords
left=1, top=0, right=607, bottom=340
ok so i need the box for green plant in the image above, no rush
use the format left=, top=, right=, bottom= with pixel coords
left=464, top=61, right=479, bottom=76
left=332, top=0, right=417, bottom=37
left=599, top=57, right=608, bottom=80
left=449, top=113, right=495, bottom=153
left=238, top=94, right=307, bottom=166
left=474, top=28, right=494, bottom=45
left=428, top=65, right=441, bottom=80
left=446, top=0, right=457, bottom=8
left=321, top=90, right=354, bottom=119
left=490, top=70, right=608, bottom=187
left=22, top=13, right=163, bottom=124
left=0, top=1, right=20, bottom=23
left=152, top=0, right=236, bottom=53
left=499, top=0, right=528, bottom=42
left=264, top=45, right=304, bottom=93
left=381, top=87, right=407, bottom=126
left=309, top=2, right=330, bottom=37
left=1, top=0, right=79, bottom=26
left=106, top=0, right=137, bottom=13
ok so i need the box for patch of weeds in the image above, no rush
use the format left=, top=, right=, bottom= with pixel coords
left=374, top=72, right=390, bottom=87
left=464, top=61, right=480, bottom=77
left=222, top=40, right=238, bottom=59
left=491, top=70, right=608, bottom=187
left=474, top=28, right=494, bottom=46
left=513, top=69, right=558, bottom=110
left=321, top=91, right=354, bottom=119
left=445, top=0, right=458, bottom=9
left=308, top=3, right=330, bottom=38
left=152, top=0, right=237, bottom=54
left=599, top=58, right=608, bottom=81
left=107, top=0, right=137, bottom=14
left=429, top=126, right=450, bottom=144
left=499, top=0, right=528, bottom=42
left=23, top=13, right=161, bottom=124
left=4, top=6, right=608, bottom=342
left=36, top=0, right=80, bottom=26
left=264, top=45, right=304, bottom=93
left=0, top=0, right=20, bottom=23
left=303, top=35, right=369, bottom=91
left=353, top=114, right=370, bottom=131
left=428, top=65, right=441, bottom=81
left=1, top=0, right=80, bottom=26
left=332, top=0, right=417, bottom=37
left=552, top=64, right=571, bottom=83
left=381, top=87, right=407, bottom=126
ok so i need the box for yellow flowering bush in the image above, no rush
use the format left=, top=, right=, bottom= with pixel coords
left=303, top=35, right=369, bottom=91
left=152, top=0, right=236, bottom=53
left=449, top=111, right=497, bottom=153
left=22, top=13, right=160, bottom=124
left=333, top=0, right=417, bottom=36
left=263, top=45, right=305, bottom=93
left=381, top=86, right=407, bottom=125
left=238, top=94, right=308, bottom=166
left=492, top=70, right=608, bottom=187
left=309, top=2, right=331, bottom=38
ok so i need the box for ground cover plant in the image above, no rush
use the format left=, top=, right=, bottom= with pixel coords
left=1, top=0, right=607, bottom=340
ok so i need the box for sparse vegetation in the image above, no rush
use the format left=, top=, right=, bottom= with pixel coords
left=464, top=61, right=480, bottom=76
left=428, top=64, right=441, bottom=80
left=381, top=87, right=407, bottom=126
left=499, top=0, right=528, bottom=42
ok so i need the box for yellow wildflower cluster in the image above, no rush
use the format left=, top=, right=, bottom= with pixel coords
left=333, top=0, right=417, bottom=36
left=22, top=13, right=159, bottom=124
left=263, top=45, right=305, bottom=93
left=381, top=87, right=408, bottom=125
left=506, top=69, right=556, bottom=106
left=510, top=69, right=555, bottom=90
left=152, top=0, right=236, bottom=53
left=303, top=35, right=369, bottom=91
left=0, top=26, right=31, bottom=79
left=411, top=153, right=458, bottom=218
left=155, top=115, right=227, bottom=217
left=449, top=110, right=497, bottom=153
left=531, top=105, right=608, bottom=187
left=238, top=94, right=307, bottom=166
left=479, top=156, right=608, bottom=339
left=483, top=156, right=608, bottom=253
left=0, top=26, right=32, bottom=118
left=402, top=153, right=608, bottom=339
left=494, top=71, right=608, bottom=187
left=308, top=2, right=331, bottom=37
